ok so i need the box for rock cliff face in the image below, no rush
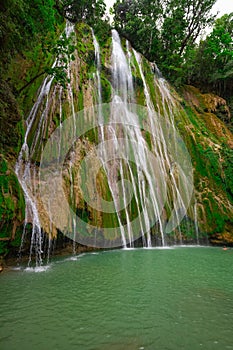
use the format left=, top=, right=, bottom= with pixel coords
left=180, top=86, right=233, bottom=245
left=0, top=23, right=233, bottom=261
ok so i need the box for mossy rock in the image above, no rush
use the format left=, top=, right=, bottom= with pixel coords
left=0, top=81, right=21, bottom=154
left=0, top=155, right=25, bottom=256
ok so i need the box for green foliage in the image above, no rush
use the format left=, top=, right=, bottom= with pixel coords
left=221, top=145, right=233, bottom=199
left=0, top=155, right=25, bottom=256
left=58, top=0, right=106, bottom=25
left=0, top=0, right=72, bottom=124
left=113, top=0, right=217, bottom=83
left=0, top=241, right=9, bottom=256
left=43, top=32, right=76, bottom=59
left=0, top=0, right=62, bottom=73
left=92, top=19, right=112, bottom=46
left=179, top=97, right=233, bottom=237
left=113, top=0, right=162, bottom=61
left=186, top=13, right=233, bottom=101
left=17, top=31, right=76, bottom=93
left=10, top=228, right=22, bottom=248
left=204, top=193, right=229, bottom=233
left=0, top=80, right=22, bottom=154
left=101, top=76, right=112, bottom=103
left=1, top=0, right=233, bottom=254
left=45, top=32, right=76, bottom=88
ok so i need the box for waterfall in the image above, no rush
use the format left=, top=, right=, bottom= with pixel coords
left=15, top=72, right=55, bottom=265
left=88, top=29, right=193, bottom=247
left=68, top=150, right=77, bottom=254
left=91, top=28, right=104, bottom=142
left=110, top=30, right=149, bottom=247
left=134, top=51, right=194, bottom=243
left=194, top=198, right=200, bottom=245
left=91, top=29, right=128, bottom=247
left=15, top=22, right=75, bottom=265
left=152, top=65, right=199, bottom=242
left=111, top=30, right=134, bottom=103
left=110, top=31, right=167, bottom=247
left=15, top=26, right=197, bottom=262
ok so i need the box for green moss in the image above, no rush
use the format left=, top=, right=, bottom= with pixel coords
left=0, top=155, right=25, bottom=256
left=0, top=241, right=9, bottom=256
left=221, top=145, right=233, bottom=200
left=101, top=76, right=112, bottom=103
left=52, top=112, right=60, bottom=128
left=10, top=228, right=22, bottom=248
left=78, top=90, right=84, bottom=111
left=203, top=192, right=230, bottom=234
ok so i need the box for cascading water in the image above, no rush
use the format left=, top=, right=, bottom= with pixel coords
left=91, top=29, right=128, bottom=247
left=16, top=25, right=198, bottom=263
left=91, top=29, right=104, bottom=145
left=68, top=150, right=77, bottom=254
left=152, top=62, right=200, bottom=242
left=111, top=30, right=134, bottom=103
left=15, top=71, right=55, bottom=265
left=134, top=51, right=194, bottom=243
left=109, top=31, right=166, bottom=247
left=194, top=198, right=200, bottom=245
left=107, top=30, right=150, bottom=247
left=15, top=22, right=75, bottom=265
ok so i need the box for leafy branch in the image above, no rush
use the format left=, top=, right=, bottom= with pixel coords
left=17, top=31, right=76, bottom=94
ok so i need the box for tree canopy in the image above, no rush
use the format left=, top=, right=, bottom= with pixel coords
left=112, top=0, right=217, bottom=81
left=1, top=0, right=232, bottom=109
left=183, top=12, right=233, bottom=120
left=0, top=0, right=60, bottom=59
left=189, top=13, right=233, bottom=96
left=55, top=0, right=106, bottom=25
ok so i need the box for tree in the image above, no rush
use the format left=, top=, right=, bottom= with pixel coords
left=113, top=0, right=162, bottom=61
left=112, top=0, right=217, bottom=82
left=17, top=32, right=76, bottom=94
left=188, top=13, right=233, bottom=98
left=0, top=0, right=62, bottom=73
left=166, top=0, right=217, bottom=56
left=55, top=0, right=106, bottom=25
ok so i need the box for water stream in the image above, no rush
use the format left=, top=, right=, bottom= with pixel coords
left=15, top=27, right=198, bottom=263
left=15, top=23, right=75, bottom=265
